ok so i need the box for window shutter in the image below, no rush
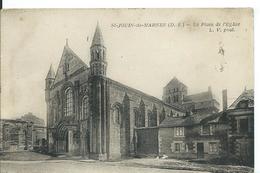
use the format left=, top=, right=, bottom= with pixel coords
left=210, top=125, right=213, bottom=135
left=185, top=144, right=189, bottom=152
left=181, top=143, right=185, bottom=151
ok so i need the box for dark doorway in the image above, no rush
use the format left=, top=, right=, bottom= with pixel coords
left=197, top=143, right=204, bottom=159
left=239, top=118, right=249, bottom=134
left=65, top=131, right=69, bottom=152
left=85, top=129, right=90, bottom=154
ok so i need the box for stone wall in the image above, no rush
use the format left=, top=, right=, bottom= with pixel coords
left=46, top=67, right=89, bottom=155
left=0, top=120, right=32, bottom=152
left=227, top=108, right=254, bottom=165
left=48, top=67, right=89, bottom=127
left=135, top=128, right=159, bottom=156
left=107, top=78, right=185, bottom=159
left=159, top=124, right=228, bottom=159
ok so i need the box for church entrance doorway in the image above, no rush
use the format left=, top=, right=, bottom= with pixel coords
left=197, top=143, right=204, bottom=159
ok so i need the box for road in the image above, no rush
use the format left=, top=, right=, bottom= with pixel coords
left=0, top=160, right=209, bottom=173
left=0, top=151, right=253, bottom=173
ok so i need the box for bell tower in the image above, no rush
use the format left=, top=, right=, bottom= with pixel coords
left=90, top=23, right=107, bottom=76
left=45, top=64, right=55, bottom=102
left=45, top=64, right=55, bottom=150
left=88, top=23, right=108, bottom=160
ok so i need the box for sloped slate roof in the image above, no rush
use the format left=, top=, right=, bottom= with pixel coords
left=229, top=89, right=254, bottom=109
left=200, top=112, right=224, bottom=124
left=183, top=91, right=213, bottom=102
left=107, top=78, right=185, bottom=112
left=159, top=112, right=223, bottom=128
left=164, top=77, right=187, bottom=88
left=159, top=113, right=208, bottom=127
left=53, top=44, right=87, bottom=85
left=159, top=117, right=197, bottom=127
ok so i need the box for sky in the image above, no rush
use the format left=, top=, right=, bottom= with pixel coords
left=1, top=9, right=254, bottom=122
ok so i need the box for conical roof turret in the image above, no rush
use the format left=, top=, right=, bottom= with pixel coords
left=91, top=23, right=105, bottom=47
left=46, top=64, right=55, bottom=79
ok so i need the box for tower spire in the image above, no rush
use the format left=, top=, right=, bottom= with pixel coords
left=91, top=22, right=105, bottom=47
left=90, top=23, right=107, bottom=76
left=45, top=64, right=55, bottom=94
left=46, top=64, right=55, bottom=79
left=66, top=38, right=69, bottom=47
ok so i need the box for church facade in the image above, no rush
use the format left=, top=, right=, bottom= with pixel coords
left=45, top=24, right=185, bottom=160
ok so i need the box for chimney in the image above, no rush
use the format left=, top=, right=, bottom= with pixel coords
left=208, top=86, right=212, bottom=92
left=222, top=89, right=228, bottom=111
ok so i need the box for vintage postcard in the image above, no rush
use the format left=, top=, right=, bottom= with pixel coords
left=0, top=9, right=254, bottom=173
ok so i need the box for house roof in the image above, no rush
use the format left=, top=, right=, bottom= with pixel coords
left=159, top=112, right=224, bottom=128
left=183, top=91, right=213, bottom=103
left=159, top=113, right=208, bottom=127
left=200, top=112, right=224, bottom=124
left=229, top=89, right=254, bottom=109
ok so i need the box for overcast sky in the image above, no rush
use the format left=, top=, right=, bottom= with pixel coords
left=1, top=9, right=253, bottom=122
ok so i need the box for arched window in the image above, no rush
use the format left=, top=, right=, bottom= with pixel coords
left=134, top=108, right=139, bottom=127
left=96, top=49, right=100, bottom=60
left=113, top=106, right=121, bottom=124
left=237, top=100, right=249, bottom=109
left=170, top=110, right=174, bottom=117
left=139, top=100, right=146, bottom=127
left=64, top=88, right=73, bottom=116
left=152, top=105, right=158, bottom=126
left=159, top=108, right=166, bottom=124
left=53, top=108, right=56, bottom=123
left=174, top=95, right=179, bottom=103
left=50, top=108, right=54, bottom=126
left=99, top=49, right=102, bottom=59
left=147, top=110, right=153, bottom=127
left=66, top=63, right=70, bottom=71
left=91, top=50, right=94, bottom=60
left=82, top=96, right=89, bottom=120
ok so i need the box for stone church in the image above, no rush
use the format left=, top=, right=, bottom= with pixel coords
left=45, top=24, right=185, bottom=160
